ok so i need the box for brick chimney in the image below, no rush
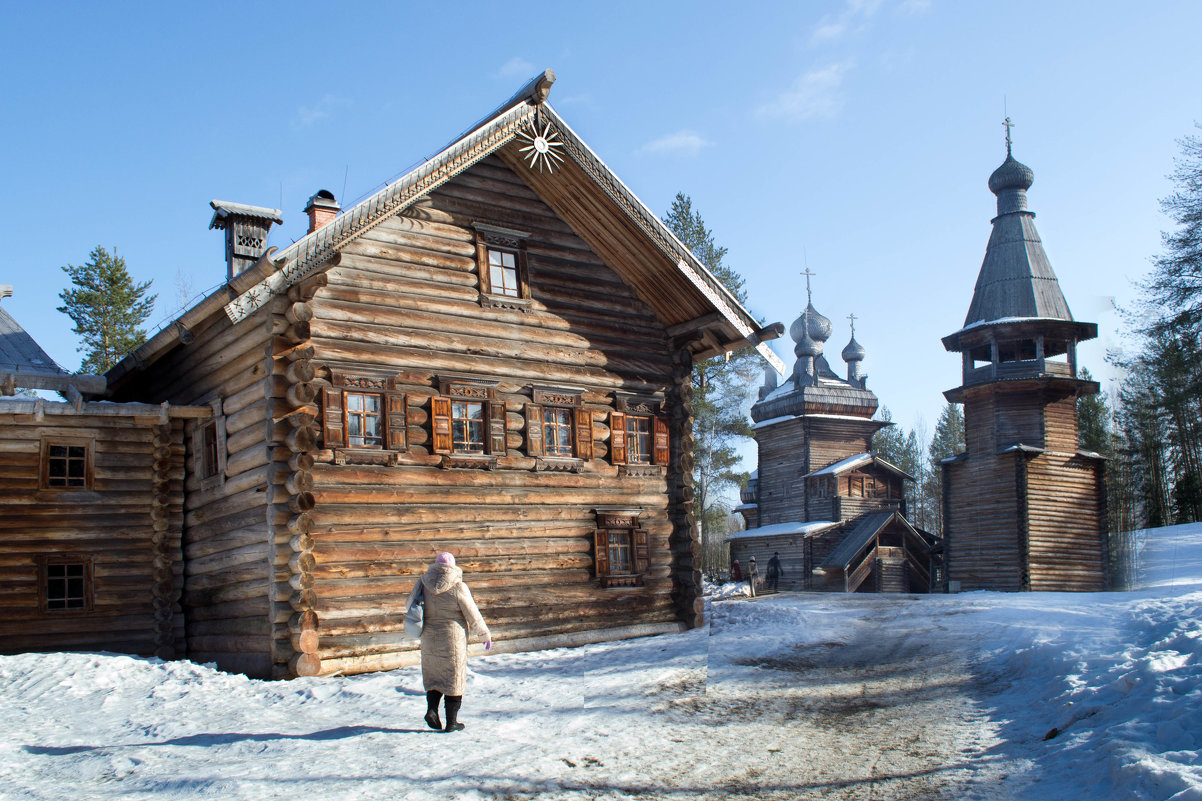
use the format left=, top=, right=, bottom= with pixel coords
left=209, top=200, right=284, bottom=281
left=304, top=190, right=340, bottom=234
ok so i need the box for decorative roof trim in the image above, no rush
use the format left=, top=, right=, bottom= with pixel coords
left=539, top=105, right=786, bottom=375
left=223, top=102, right=537, bottom=323
left=221, top=77, right=785, bottom=374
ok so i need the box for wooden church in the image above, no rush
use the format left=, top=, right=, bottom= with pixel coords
left=732, top=278, right=938, bottom=594
left=940, top=133, right=1107, bottom=592
left=1, top=70, right=785, bottom=678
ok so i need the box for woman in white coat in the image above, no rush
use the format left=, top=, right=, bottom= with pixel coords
left=407, top=552, right=491, bottom=732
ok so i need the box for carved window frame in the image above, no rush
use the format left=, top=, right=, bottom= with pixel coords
left=37, top=554, right=95, bottom=614
left=322, top=374, right=408, bottom=465
left=593, top=510, right=649, bottom=588
left=526, top=386, right=591, bottom=472
left=610, top=395, right=669, bottom=477
left=39, top=437, right=93, bottom=491
left=431, top=376, right=503, bottom=468
left=473, top=222, right=532, bottom=311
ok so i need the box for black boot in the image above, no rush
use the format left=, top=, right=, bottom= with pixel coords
left=443, top=695, right=464, bottom=732
left=424, top=691, right=443, bottom=730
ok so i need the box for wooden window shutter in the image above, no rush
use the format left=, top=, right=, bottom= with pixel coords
left=633, top=528, right=650, bottom=574
left=525, top=404, right=544, bottom=457
left=594, top=529, right=609, bottom=578
left=574, top=407, right=593, bottom=460
left=323, top=388, right=344, bottom=448
left=488, top=400, right=507, bottom=455
left=387, top=393, right=407, bottom=451
left=476, top=240, right=491, bottom=295
left=652, top=415, right=670, bottom=466
left=610, top=411, right=627, bottom=465
left=431, top=396, right=452, bottom=454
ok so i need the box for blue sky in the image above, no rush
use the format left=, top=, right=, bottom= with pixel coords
left=3, top=0, right=1200, bottom=445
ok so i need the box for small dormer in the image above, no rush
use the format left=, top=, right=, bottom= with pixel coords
left=209, top=200, right=284, bottom=281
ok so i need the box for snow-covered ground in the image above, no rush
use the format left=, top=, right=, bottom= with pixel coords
left=2, top=524, right=1200, bottom=800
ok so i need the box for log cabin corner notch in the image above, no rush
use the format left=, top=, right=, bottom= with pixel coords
left=94, top=69, right=783, bottom=678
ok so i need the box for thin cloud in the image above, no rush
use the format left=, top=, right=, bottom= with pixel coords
left=498, top=57, right=536, bottom=79
left=810, top=0, right=884, bottom=45
left=897, top=0, right=932, bottom=15
left=757, top=64, right=850, bottom=122
left=293, top=94, right=350, bottom=129
left=638, top=131, right=713, bottom=158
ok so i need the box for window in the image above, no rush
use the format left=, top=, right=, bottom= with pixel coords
left=451, top=400, right=486, bottom=453
left=473, top=223, right=530, bottom=306
left=39, top=557, right=93, bottom=613
left=525, top=388, right=592, bottom=466
left=544, top=407, right=574, bottom=457
left=487, top=248, right=521, bottom=298
left=41, top=440, right=91, bottom=489
left=322, top=376, right=407, bottom=457
left=191, top=396, right=226, bottom=486
left=594, top=511, right=649, bottom=587
left=609, top=406, right=669, bottom=468
left=430, top=378, right=504, bottom=463
left=202, top=422, right=220, bottom=478
left=625, top=416, right=652, bottom=464
left=607, top=531, right=633, bottom=573
left=345, top=392, right=384, bottom=447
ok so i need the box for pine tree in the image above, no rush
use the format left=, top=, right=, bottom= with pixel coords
left=924, top=403, right=965, bottom=536
left=663, top=193, right=760, bottom=571
left=1147, top=125, right=1202, bottom=336
left=57, top=246, right=156, bottom=373
left=872, top=407, right=924, bottom=522
left=1077, top=368, right=1111, bottom=453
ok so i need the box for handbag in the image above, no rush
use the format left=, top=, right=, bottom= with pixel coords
left=404, top=581, right=424, bottom=639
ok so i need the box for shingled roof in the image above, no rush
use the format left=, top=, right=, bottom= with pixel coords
left=960, top=151, right=1074, bottom=329
left=0, top=294, right=105, bottom=395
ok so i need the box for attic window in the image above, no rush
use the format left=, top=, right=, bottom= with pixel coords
left=473, top=223, right=531, bottom=308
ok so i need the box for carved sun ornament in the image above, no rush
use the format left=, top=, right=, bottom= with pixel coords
left=517, top=120, right=565, bottom=173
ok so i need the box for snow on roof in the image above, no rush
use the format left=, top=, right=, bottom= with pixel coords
left=753, top=415, right=799, bottom=430
left=809, top=452, right=873, bottom=477
left=726, top=520, right=839, bottom=541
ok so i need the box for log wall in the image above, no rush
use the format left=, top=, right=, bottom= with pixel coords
left=112, top=301, right=277, bottom=677
left=0, top=411, right=187, bottom=657
left=294, top=156, right=690, bottom=676
left=947, top=382, right=1106, bottom=592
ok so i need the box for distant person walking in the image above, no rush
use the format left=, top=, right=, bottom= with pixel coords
left=748, top=556, right=760, bottom=597
left=730, top=559, right=742, bottom=583
left=406, top=552, right=492, bottom=732
left=767, top=552, right=784, bottom=592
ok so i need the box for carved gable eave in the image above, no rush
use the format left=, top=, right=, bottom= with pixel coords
left=219, top=77, right=783, bottom=374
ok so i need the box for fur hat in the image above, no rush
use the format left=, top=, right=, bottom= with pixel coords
left=435, top=552, right=456, bottom=566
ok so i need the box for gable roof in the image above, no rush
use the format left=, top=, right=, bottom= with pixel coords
left=819, top=511, right=926, bottom=570
left=806, top=452, right=915, bottom=482
left=220, top=70, right=784, bottom=372
left=0, top=294, right=105, bottom=395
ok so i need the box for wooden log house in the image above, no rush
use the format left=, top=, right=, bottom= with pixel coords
left=940, top=142, right=1107, bottom=592
left=96, top=70, right=784, bottom=678
left=731, top=286, right=939, bottom=594
left=0, top=289, right=209, bottom=657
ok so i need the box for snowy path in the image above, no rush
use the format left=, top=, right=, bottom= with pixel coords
left=7, top=521, right=1202, bottom=801
left=1, top=593, right=1018, bottom=801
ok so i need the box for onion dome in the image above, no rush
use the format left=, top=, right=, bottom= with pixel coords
left=804, top=302, right=832, bottom=342
left=791, top=312, right=822, bottom=359
left=842, top=334, right=866, bottom=363
left=988, top=153, right=1034, bottom=195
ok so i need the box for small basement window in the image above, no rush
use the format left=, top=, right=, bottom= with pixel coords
left=39, top=557, right=93, bottom=613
